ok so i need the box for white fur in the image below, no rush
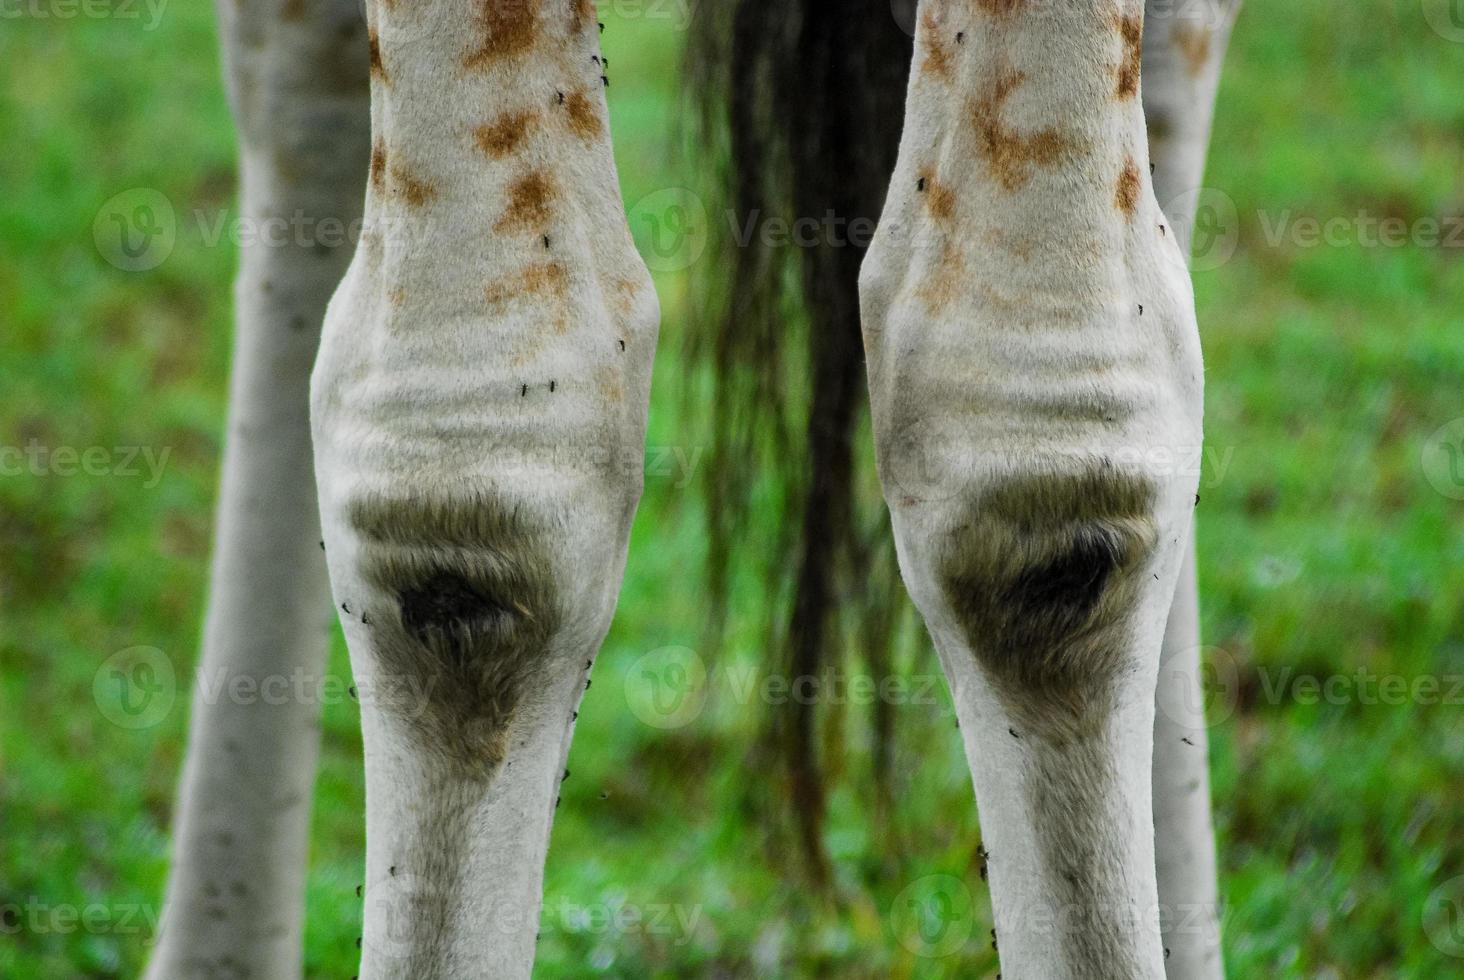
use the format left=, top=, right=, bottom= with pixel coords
left=861, top=2, right=1205, bottom=976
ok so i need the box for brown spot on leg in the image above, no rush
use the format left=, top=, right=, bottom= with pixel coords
left=1114, top=13, right=1143, bottom=99
left=987, top=228, right=1037, bottom=261
left=280, top=0, right=305, bottom=21
left=1171, top=23, right=1212, bottom=78
left=917, top=240, right=966, bottom=314
left=475, top=109, right=539, bottom=158
left=370, top=140, right=388, bottom=193
left=920, top=8, right=953, bottom=80
left=562, top=90, right=603, bottom=142
left=391, top=165, right=438, bottom=207
left=611, top=276, right=641, bottom=316
left=465, top=0, right=542, bottom=69
left=368, top=29, right=387, bottom=83
left=484, top=261, right=570, bottom=309
left=1115, top=155, right=1141, bottom=218
left=971, top=70, right=1076, bottom=192
left=572, top=0, right=595, bottom=31
left=595, top=365, right=625, bottom=404
left=494, top=171, right=558, bottom=234
left=917, top=166, right=957, bottom=221
left=487, top=262, right=572, bottom=338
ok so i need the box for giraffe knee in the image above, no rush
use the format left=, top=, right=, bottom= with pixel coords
left=345, top=492, right=563, bottom=772
left=937, top=470, right=1159, bottom=723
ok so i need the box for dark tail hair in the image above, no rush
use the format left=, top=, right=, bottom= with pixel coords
left=685, top=1, right=915, bottom=883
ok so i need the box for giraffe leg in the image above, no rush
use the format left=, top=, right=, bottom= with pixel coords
left=862, top=2, right=1202, bottom=977
left=1143, top=3, right=1241, bottom=975
left=309, top=2, right=657, bottom=975
left=144, top=1, right=371, bottom=976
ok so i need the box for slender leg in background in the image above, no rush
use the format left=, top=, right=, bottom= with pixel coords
left=310, top=1, right=657, bottom=975
left=862, top=2, right=1204, bottom=976
left=145, top=1, right=370, bottom=976
left=1143, top=2, right=1241, bottom=974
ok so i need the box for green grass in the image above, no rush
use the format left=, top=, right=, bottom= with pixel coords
left=2, top=0, right=1462, bottom=976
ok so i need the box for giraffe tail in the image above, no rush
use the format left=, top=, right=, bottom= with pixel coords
left=684, top=0, right=916, bottom=883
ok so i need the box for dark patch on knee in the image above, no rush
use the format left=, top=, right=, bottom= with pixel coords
left=399, top=572, right=521, bottom=649
left=939, top=471, right=1158, bottom=726
left=348, top=493, right=562, bottom=773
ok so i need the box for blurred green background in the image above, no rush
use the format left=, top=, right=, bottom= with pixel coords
left=2, top=0, right=1463, bottom=976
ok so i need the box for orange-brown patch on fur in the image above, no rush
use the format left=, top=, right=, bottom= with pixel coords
left=388, top=287, right=407, bottom=307
left=918, top=166, right=957, bottom=221
left=611, top=276, right=641, bottom=316
left=1115, top=155, right=1141, bottom=217
left=391, top=165, right=438, bottom=207
left=368, top=29, right=387, bottom=83
left=562, top=90, right=603, bottom=142
left=987, top=228, right=1037, bottom=261
left=573, top=0, right=595, bottom=31
left=595, top=365, right=625, bottom=404
left=495, top=172, right=558, bottom=233
left=971, top=70, right=1075, bottom=192
left=370, top=140, right=388, bottom=192
left=917, top=240, right=966, bottom=314
left=1114, top=13, right=1143, bottom=98
left=465, top=0, right=541, bottom=69
left=475, top=110, right=539, bottom=158
left=485, top=261, right=570, bottom=309
left=1171, top=23, right=1212, bottom=78
left=976, top=0, right=1023, bottom=13
left=920, top=8, right=953, bottom=80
